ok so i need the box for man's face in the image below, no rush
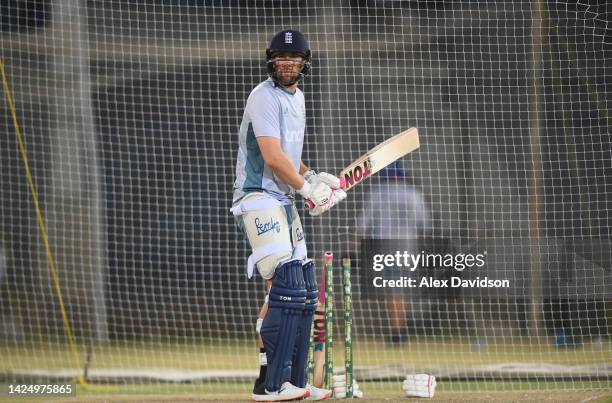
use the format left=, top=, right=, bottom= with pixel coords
left=272, top=51, right=305, bottom=86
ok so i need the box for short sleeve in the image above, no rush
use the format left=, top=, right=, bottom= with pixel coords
left=246, top=88, right=281, bottom=138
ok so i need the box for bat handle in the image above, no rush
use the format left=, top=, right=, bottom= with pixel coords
left=324, top=251, right=333, bottom=263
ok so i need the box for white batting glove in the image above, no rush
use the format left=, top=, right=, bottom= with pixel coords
left=302, top=169, right=318, bottom=184
left=297, top=180, right=347, bottom=217
left=332, top=374, right=363, bottom=398
left=403, top=374, right=436, bottom=398
left=303, top=170, right=343, bottom=190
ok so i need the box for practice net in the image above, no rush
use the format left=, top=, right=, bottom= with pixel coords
left=0, top=0, right=610, bottom=397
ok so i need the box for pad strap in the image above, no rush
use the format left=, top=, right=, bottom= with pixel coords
left=230, top=197, right=282, bottom=216
left=231, top=195, right=292, bottom=279
left=247, top=242, right=292, bottom=279
left=292, top=242, right=307, bottom=261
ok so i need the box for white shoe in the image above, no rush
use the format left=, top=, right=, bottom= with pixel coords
left=252, top=382, right=310, bottom=402
left=304, top=384, right=332, bottom=401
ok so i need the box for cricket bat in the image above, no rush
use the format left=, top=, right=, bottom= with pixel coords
left=311, top=266, right=327, bottom=388
left=306, top=128, right=419, bottom=209
left=338, top=127, right=419, bottom=192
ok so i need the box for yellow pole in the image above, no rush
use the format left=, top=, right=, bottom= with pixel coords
left=0, top=58, right=91, bottom=388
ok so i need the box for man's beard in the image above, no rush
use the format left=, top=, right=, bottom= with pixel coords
left=277, top=70, right=300, bottom=86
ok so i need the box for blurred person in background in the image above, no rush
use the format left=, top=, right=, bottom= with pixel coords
left=357, top=161, right=431, bottom=345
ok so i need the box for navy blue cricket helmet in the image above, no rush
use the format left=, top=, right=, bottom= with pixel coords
left=266, top=29, right=312, bottom=85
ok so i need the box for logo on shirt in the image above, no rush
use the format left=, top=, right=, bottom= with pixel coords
left=255, top=217, right=281, bottom=235
left=285, top=32, right=293, bottom=44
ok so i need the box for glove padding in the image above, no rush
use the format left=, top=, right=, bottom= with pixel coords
left=297, top=180, right=346, bottom=216
left=303, top=170, right=342, bottom=190
left=403, top=374, right=436, bottom=398
left=300, top=170, right=345, bottom=214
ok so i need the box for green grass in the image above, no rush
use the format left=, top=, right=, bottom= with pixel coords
left=1, top=339, right=609, bottom=402
left=347, top=338, right=611, bottom=368
left=71, top=380, right=611, bottom=394
left=2, top=338, right=610, bottom=371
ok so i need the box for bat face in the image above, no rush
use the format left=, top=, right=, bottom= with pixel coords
left=338, top=128, right=419, bottom=192
left=340, top=158, right=372, bottom=191
left=312, top=306, right=326, bottom=347
left=311, top=265, right=327, bottom=388
left=304, top=128, right=418, bottom=211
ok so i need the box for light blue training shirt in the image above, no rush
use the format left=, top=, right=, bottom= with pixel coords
left=233, top=78, right=306, bottom=205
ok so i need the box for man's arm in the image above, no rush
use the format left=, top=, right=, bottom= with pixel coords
left=256, top=136, right=346, bottom=216
left=299, top=161, right=310, bottom=175
left=256, top=136, right=305, bottom=190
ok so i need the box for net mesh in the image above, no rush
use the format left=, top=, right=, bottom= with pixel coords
left=0, top=0, right=610, bottom=396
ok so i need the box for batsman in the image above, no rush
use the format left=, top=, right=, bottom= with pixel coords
left=231, top=29, right=346, bottom=401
